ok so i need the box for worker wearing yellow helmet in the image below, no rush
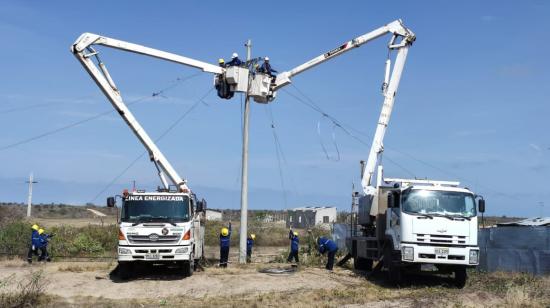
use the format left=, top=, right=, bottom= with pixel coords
left=218, top=58, right=226, bottom=68
left=37, top=228, right=53, bottom=262
left=27, top=224, right=41, bottom=263
left=246, top=233, right=256, bottom=263
left=287, top=228, right=300, bottom=263
left=219, top=221, right=232, bottom=268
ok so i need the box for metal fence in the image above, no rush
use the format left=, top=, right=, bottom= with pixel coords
left=478, top=226, right=550, bottom=275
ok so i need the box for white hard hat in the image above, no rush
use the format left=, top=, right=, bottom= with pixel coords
left=265, top=56, right=269, bottom=61
left=232, top=52, right=238, bottom=58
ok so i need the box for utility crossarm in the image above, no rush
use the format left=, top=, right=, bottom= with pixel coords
left=274, top=19, right=415, bottom=195
left=71, top=33, right=223, bottom=191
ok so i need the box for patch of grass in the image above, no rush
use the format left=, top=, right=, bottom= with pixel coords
left=0, top=220, right=117, bottom=258
left=0, top=270, right=48, bottom=307
left=58, top=262, right=113, bottom=273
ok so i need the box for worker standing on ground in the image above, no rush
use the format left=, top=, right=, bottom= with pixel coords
left=38, top=229, right=53, bottom=262
left=317, top=236, right=338, bottom=271
left=226, top=53, right=243, bottom=67
left=287, top=229, right=300, bottom=264
left=27, top=224, right=40, bottom=264
left=219, top=221, right=232, bottom=268
left=259, top=57, right=277, bottom=78
left=246, top=234, right=255, bottom=263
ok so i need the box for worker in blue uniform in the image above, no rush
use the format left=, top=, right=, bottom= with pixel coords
left=259, top=56, right=277, bottom=78
left=27, top=224, right=40, bottom=264
left=226, top=53, right=243, bottom=67
left=219, top=221, right=232, bottom=268
left=317, top=236, right=338, bottom=270
left=38, top=228, right=53, bottom=262
left=287, top=229, right=300, bottom=263
left=246, top=233, right=256, bottom=263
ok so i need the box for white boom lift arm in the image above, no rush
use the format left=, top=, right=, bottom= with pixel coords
left=274, top=19, right=415, bottom=195
left=71, top=33, right=223, bottom=191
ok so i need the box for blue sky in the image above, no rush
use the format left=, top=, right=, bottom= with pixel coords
left=0, top=1, right=548, bottom=217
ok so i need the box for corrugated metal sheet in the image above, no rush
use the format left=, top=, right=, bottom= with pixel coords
left=478, top=226, right=550, bottom=275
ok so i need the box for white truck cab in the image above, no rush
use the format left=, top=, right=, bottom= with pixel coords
left=109, top=190, right=205, bottom=278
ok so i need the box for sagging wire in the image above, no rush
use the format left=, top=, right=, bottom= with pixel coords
left=265, top=105, right=289, bottom=209
left=89, top=87, right=214, bottom=203
left=0, top=73, right=202, bottom=152
left=316, top=117, right=341, bottom=161
left=282, top=84, right=416, bottom=178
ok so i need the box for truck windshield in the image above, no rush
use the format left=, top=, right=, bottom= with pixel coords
left=121, top=195, right=190, bottom=223
left=402, top=190, right=476, bottom=218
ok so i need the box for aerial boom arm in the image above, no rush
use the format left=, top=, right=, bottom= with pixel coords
left=274, top=19, right=415, bottom=89
left=71, top=33, right=222, bottom=191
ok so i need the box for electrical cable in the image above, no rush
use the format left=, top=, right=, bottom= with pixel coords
left=264, top=105, right=288, bottom=209
left=283, top=83, right=513, bottom=199
left=0, top=73, right=201, bottom=152
left=89, top=87, right=213, bottom=203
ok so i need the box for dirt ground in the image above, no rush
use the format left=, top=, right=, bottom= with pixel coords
left=2, top=255, right=548, bottom=307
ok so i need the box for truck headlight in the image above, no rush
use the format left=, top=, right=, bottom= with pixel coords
left=175, top=247, right=189, bottom=254
left=469, top=250, right=479, bottom=264
left=402, top=246, right=414, bottom=261
left=118, top=248, right=131, bottom=255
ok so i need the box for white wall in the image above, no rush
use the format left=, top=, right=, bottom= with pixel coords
left=314, top=207, right=337, bottom=225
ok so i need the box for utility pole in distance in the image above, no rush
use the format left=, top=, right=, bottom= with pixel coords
left=239, top=39, right=252, bottom=264
left=26, top=172, right=38, bottom=217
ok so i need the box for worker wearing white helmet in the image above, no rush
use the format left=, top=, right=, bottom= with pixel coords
left=260, top=56, right=278, bottom=78
left=226, top=52, right=243, bottom=67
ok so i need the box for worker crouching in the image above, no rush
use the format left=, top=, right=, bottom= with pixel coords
left=317, top=237, right=338, bottom=271
left=219, top=222, right=232, bottom=268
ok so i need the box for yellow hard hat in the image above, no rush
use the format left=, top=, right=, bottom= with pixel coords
left=293, top=231, right=299, bottom=236
left=218, top=58, right=225, bottom=64
left=32, top=224, right=39, bottom=231
left=38, top=229, right=44, bottom=235
left=221, top=227, right=229, bottom=236
left=250, top=234, right=256, bottom=240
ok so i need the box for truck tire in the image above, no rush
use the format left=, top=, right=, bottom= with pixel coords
left=384, top=244, right=402, bottom=284
left=353, top=257, right=373, bottom=271
left=454, top=267, right=467, bottom=288
left=182, top=260, right=193, bottom=277
left=118, top=262, right=133, bottom=280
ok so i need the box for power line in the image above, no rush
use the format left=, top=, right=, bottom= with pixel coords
left=282, top=83, right=511, bottom=197
left=0, top=73, right=201, bottom=152
left=89, top=87, right=213, bottom=203
left=264, top=105, right=289, bottom=209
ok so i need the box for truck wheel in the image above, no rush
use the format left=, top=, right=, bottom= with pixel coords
left=384, top=244, right=402, bottom=285
left=118, top=262, right=133, bottom=280
left=454, top=267, right=467, bottom=288
left=353, top=257, right=373, bottom=271
left=182, top=260, right=193, bottom=277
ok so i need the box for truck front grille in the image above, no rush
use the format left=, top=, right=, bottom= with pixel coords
left=127, top=234, right=180, bottom=245
left=416, top=234, right=467, bottom=245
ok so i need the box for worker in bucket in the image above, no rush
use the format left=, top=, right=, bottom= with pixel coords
left=38, top=228, right=53, bottom=262
left=219, top=221, right=232, bottom=268
left=27, top=224, right=41, bottom=264
left=317, top=236, right=338, bottom=271
left=246, top=233, right=256, bottom=263
left=226, top=53, right=243, bottom=67
left=218, top=58, right=226, bottom=68
left=287, top=229, right=299, bottom=263
left=259, top=56, right=278, bottom=78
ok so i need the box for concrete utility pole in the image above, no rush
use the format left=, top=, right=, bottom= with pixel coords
left=239, top=39, right=252, bottom=264
left=26, top=172, right=38, bottom=217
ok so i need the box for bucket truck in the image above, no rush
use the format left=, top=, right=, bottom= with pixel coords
left=264, top=19, right=484, bottom=287
left=70, top=34, right=216, bottom=278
